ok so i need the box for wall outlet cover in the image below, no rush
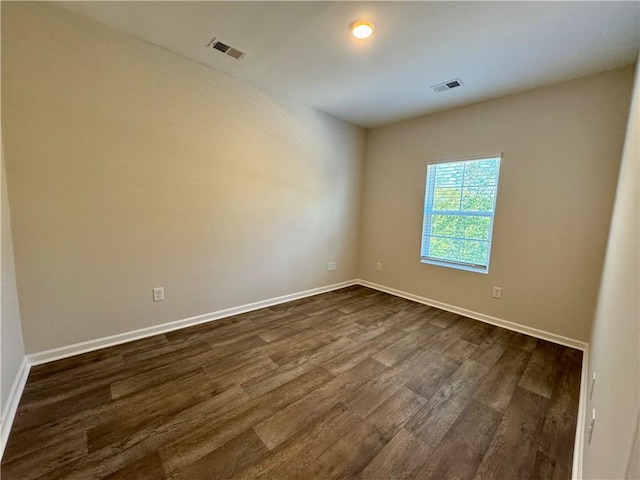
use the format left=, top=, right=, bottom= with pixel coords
left=153, top=287, right=164, bottom=302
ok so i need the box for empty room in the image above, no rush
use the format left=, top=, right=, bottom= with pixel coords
left=1, top=1, right=638, bottom=479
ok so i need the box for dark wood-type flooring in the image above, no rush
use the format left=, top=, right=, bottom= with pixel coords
left=1, top=286, right=583, bottom=479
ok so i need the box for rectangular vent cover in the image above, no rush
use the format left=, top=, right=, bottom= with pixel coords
left=208, top=37, right=246, bottom=60
left=431, top=78, right=464, bottom=93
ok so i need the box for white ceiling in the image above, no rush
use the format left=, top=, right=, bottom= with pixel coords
left=56, top=1, right=640, bottom=128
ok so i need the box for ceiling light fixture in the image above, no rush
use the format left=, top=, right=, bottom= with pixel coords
left=351, top=21, right=375, bottom=39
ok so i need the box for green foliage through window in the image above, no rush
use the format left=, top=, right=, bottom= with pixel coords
left=421, top=157, right=501, bottom=271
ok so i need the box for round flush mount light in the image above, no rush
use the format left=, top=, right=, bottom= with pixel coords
left=351, top=21, right=375, bottom=39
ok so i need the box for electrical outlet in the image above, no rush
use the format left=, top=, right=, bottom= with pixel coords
left=327, top=262, right=337, bottom=271
left=492, top=286, right=502, bottom=299
left=376, top=262, right=382, bottom=271
left=153, top=287, right=164, bottom=302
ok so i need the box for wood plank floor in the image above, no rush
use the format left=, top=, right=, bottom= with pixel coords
left=1, top=286, right=583, bottom=479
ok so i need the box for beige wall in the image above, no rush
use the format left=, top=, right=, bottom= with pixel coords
left=359, top=68, right=634, bottom=342
left=1, top=140, right=26, bottom=414
left=583, top=59, right=639, bottom=479
left=1, top=2, right=365, bottom=353
left=1, top=3, right=635, bottom=356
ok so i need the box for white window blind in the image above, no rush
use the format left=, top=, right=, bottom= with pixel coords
left=421, top=156, right=501, bottom=273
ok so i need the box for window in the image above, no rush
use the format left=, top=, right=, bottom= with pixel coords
left=420, top=155, right=501, bottom=273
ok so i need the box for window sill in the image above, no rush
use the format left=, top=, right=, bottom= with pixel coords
left=420, top=258, right=489, bottom=274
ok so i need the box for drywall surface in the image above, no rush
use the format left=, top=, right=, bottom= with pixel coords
left=359, top=67, right=634, bottom=342
left=582, top=59, right=639, bottom=479
left=0, top=141, right=26, bottom=412
left=1, top=3, right=365, bottom=353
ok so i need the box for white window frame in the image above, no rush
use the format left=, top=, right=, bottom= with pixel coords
left=420, top=153, right=502, bottom=274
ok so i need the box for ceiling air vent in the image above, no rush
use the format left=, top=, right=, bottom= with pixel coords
left=431, top=78, right=464, bottom=93
left=207, top=37, right=246, bottom=60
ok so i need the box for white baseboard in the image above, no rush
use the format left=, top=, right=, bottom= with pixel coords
left=27, top=279, right=358, bottom=366
left=1, top=357, right=30, bottom=460
left=573, top=346, right=588, bottom=480
left=356, top=279, right=588, bottom=351
left=28, top=277, right=587, bottom=366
